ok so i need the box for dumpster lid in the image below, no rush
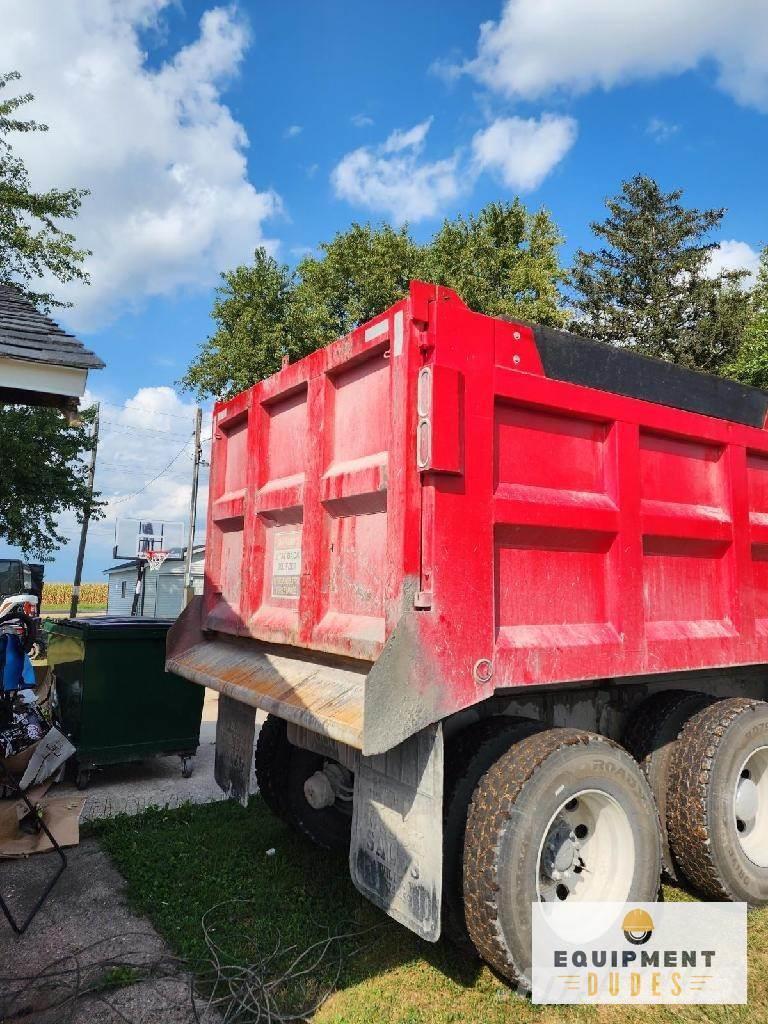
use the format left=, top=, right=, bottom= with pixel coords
left=44, top=616, right=175, bottom=640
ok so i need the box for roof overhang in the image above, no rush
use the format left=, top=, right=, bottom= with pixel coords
left=0, top=284, right=104, bottom=413
left=0, top=354, right=88, bottom=416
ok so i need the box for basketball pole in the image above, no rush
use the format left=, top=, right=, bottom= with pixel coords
left=70, top=403, right=100, bottom=619
left=183, top=406, right=203, bottom=607
left=130, top=558, right=146, bottom=617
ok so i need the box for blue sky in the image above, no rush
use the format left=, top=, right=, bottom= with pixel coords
left=0, top=0, right=766, bottom=582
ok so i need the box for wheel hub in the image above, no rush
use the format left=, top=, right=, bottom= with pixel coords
left=735, top=776, right=759, bottom=823
left=734, top=746, right=768, bottom=866
left=537, top=790, right=635, bottom=903
left=542, top=820, right=580, bottom=878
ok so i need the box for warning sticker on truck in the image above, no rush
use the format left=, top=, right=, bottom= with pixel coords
left=271, top=531, right=302, bottom=599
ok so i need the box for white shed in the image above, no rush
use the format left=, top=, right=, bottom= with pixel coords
left=104, top=545, right=205, bottom=618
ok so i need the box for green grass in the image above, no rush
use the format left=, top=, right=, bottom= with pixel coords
left=98, top=799, right=768, bottom=1024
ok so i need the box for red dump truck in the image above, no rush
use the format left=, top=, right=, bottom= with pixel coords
left=168, top=281, right=768, bottom=988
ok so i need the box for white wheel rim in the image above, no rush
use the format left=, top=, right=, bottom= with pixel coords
left=734, top=746, right=768, bottom=867
left=536, top=789, right=635, bottom=903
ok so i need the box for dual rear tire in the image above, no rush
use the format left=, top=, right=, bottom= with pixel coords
left=457, top=726, right=661, bottom=989
left=254, top=715, right=352, bottom=852
left=453, top=696, right=768, bottom=988
left=624, top=693, right=768, bottom=904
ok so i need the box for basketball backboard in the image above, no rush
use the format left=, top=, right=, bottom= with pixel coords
left=113, top=519, right=185, bottom=561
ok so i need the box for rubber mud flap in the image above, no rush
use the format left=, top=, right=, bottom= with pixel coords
left=350, top=724, right=443, bottom=941
left=214, top=693, right=256, bottom=806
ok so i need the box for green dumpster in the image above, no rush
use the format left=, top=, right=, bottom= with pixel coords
left=44, top=617, right=205, bottom=789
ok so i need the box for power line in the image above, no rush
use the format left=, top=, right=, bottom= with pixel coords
left=101, top=419, right=193, bottom=440
left=110, top=438, right=194, bottom=505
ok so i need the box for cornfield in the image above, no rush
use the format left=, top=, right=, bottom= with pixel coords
left=42, top=582, right=108, bottom=608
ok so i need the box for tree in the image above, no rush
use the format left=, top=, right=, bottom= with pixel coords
left=726, top=247, right=768, bottom=388
left=0, top=71, right=99, bottom=558
left=571, top=174, right=750, bottom=373
left=424, top=200, right=567, bottom=327
left=0, top=70, right=90, bottom=310
left=294, top=223, right=421, bottom=344
left=0, top=405, right=100, bottom=557
left=182, top=250, right=296, bottom=400
left=183, top=201, right=567, bottom=399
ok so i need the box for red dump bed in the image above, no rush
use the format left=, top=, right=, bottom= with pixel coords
left=196, top=281, right=768, bottom=751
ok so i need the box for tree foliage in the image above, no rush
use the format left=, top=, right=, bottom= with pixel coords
left=294, top=223, right=421, bottom=344
left=0, top=405, right=101, bottom=558
left=0, top=71, right=99, bottom=558
left=182, top=201, right=567, bottom=399
left=571, top=174, right=750, bottom=373
left=0, top=70, right=90, bottom=310
left=424, top=200, right=567, bottom=326
left=178, top=249, right=295, bottom=401
left=726, top=247, right=768, bottom=388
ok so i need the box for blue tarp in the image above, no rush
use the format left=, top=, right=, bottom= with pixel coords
left=0, top=633, right=35, bottom=692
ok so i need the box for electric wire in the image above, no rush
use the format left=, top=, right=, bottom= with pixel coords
left=0, top=906, right=385, bottom=1023
left=109, top=438, right=194, bottom=505
left=101, top=419, right=193, bottom=440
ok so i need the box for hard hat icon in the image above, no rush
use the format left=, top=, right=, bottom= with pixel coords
left=622, top=909, right=654, bottom=945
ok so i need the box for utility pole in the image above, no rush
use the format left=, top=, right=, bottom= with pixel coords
left=70, top=403, right=100, bottom=618
left=183, top=406, right=203, bottom=607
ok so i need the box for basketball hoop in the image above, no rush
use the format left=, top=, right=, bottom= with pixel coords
left=143, top=550, right=169, bottom=572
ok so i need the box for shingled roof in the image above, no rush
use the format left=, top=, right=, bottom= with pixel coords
left=0, top=284, right=105, bottom=370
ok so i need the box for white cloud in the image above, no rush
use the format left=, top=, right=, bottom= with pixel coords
left=471, top=114, right=577, bottom=190
left=707, top=239, right=761, bottom=282
left=332, top=112, right=575, bottom=221
left=0, top=2, right=281, bottom=329
left=49, top=386, right=210, bottom=574
left=331, top=118, right=461, bottom=223
left=284, top=124, right=303, bottom=138
left=460, top=0, right=768, bottom=110
left=351, top=113, right=374, bottom=128
left=646, top=117, right=680, bottom=142
left=94, top=387, right=208, bottom=524
left=382, top=117, right=433, bottom=153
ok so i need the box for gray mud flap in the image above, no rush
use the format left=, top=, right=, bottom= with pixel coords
left=214, top=694, right=256, bottom=806
left=350, top=723, right=443, bottom=941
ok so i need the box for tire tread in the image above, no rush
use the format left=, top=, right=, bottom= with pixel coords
left=667, top=697, right=762, bottom=900
left=463, top=728, right=630, bottom=986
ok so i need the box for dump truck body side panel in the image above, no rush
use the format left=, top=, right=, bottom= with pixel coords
left=414, top=291, right=768, bottom=717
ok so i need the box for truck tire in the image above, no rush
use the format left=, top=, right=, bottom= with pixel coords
left=463, top=728, right=661, bottom=990
left=254, top=715, right=290, bottom=821
left=622, top=689, right=713, bottom=880
left=443, top=716, right=543, bottom=950
left=254, top=714, right=352, bottom=853
left=667, top=697, right=768, bottom=903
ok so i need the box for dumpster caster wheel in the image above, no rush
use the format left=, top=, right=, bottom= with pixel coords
left=75, top=769, right=91, bottom=791
left=181, top=757, right=194, bottom=779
